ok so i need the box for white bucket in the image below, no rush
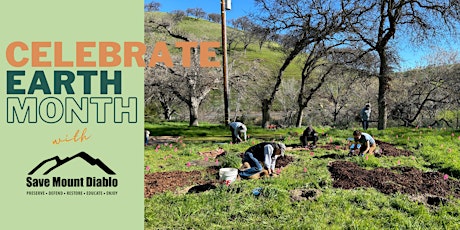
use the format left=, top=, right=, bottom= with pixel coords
left=219, top=168, right=238, bottom=185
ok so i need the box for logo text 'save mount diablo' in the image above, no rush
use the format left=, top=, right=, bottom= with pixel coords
left=27, top=152, right=117, bottom=188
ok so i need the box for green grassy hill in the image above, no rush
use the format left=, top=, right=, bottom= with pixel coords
left=144, top=11, right=303, bottom=78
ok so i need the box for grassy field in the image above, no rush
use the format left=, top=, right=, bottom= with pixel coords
left=144, top=122, right=460, bottom=229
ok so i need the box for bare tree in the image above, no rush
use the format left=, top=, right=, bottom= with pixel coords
left=146, top=51, right=221, bottom=126
left=254, top=0, right=349, bottom=128
left=145, top=85, right=180, bottom=121
left=390, top=48, right=459, bottom=127
left=186, top=8, right=207, bottom=19
left=144, top=1, right=160, bottom=12
left=208, top=13, right=221, bottom=23
left=171, top=10, right=186, bottom=22
left=227, top=29, right=242, bottom=51
left=342, top=0, right=460, bottom=130
left=251, top=25, right=272, bottom=51
left=229, top=16, right=258, bottom=53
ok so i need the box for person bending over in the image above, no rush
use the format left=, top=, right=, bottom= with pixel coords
left=300, top=125, right=318, bottom=148
left=239, top=142, right=286, bottom=178
left=229, top=121, right=247, bottom=143
left=352, top=130, right=376, bottom=156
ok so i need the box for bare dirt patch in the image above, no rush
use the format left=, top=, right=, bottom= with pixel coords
left=145, top=156, right=296, bottom=197
left=146, top=136, right=181, bottom=146
left=375, top=140, right=413, bottom=157
left=198, top=148, right=226, bottom=159
left=276, top=155, right=296, bottom=168
left=290, top=189, right=322, bottom=202
left=144, top=167, right=219, bottom=198
left=328, top=161, right=460, bottom=202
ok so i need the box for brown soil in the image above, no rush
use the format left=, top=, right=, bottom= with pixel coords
left=198, top=148, right=226, bottom=159
left=144, top=167, right=219, bottom=198
left=328, top=161, right=460, bottom=200
left=276, top=155, right=295, bottom=168
left=146, top=136, right=181, bottom=145
left=287, top=140, right=413, bottom=159
left=290, top=189, right=322, bottom=202
left=145, top=141, right=456, bottom=206
left=145, top=155, right=295, bottom=197
left=375, top=140, right=413, bottom=157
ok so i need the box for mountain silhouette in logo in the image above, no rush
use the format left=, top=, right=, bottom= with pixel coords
left=28, top=151, right=116, bottom=175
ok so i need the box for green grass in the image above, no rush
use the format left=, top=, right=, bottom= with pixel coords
left=145, top=123, right=460, bottom=229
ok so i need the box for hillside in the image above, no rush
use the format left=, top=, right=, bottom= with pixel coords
left=144, top=11, right=303, bottom=78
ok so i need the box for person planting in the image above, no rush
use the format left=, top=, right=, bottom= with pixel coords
left=299, top=125, right=319, bottom=149
left=229, top=121, right=247, bottom=143
left=239, top=142, right=286, bottom=178
left=351, top=130, right=376, bottom=156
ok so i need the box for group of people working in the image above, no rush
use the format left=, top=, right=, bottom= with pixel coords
left=231, top=117, right=377, bottom=179
left=145, top=103, right=375, bottom=179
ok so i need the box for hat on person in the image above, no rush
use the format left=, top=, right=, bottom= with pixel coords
left=278, top=143, right=286, bottom=157
left=365, top=103, right=371, bottom=107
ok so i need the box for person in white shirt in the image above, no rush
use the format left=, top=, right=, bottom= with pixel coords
left=145, top=130, right=150, bottom=146
left=229, top=121, right=247, bottom=143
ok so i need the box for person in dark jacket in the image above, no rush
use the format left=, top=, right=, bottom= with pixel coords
left=239, top=142, right=286, bottom=178
left=299, top=126, right=318, bottom=148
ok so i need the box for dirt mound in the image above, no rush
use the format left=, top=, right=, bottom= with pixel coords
left=276, top=155, right=295, bottom=168
left=238, top=153, right=295, bottom=168
left=375, top=140, right=413, bottom=157
left=290, top=189, right=322, bottom=202
left=144, top=167, right=219, bottom=198
left=328, top=161, right=460, bottom=200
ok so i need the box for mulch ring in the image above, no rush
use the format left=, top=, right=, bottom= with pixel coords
left=375, top=140, right=413, bottom=157
left=328, top=161, right=460, bottom=204
left=144, top=167, right=219, bottom=198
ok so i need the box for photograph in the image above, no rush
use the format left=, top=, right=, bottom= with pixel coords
left=144, top=0, right=460, bottom=229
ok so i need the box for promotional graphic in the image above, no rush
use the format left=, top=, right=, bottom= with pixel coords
left=1, top=1, right=144, bottom=229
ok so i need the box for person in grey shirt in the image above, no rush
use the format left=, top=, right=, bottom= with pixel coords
left=360, top=103, right=371, bottom=130
left=351, top=130, right=376, bottom=156
left=229, top=121, right=247, bottom=143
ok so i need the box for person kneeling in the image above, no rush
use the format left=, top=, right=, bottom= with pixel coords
left=351, top=130, right=376, bottom=156
left=239, top=142, right=286, bottom=179
left=299, top=126, right=318, bottom=149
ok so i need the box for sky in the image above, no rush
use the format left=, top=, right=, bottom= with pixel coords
left=145, top=0, right=460, bottom=70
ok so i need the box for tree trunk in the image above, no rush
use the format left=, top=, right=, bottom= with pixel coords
left=377, top=50, right=389, bottom=130
left=189, top=99, right=199, bottom=126
left=295, top=107, right=304, bottom=127
left=261, top=99, right=271, bottom=128
left=333, top=103, right=338, bottom=123
left=163, top=106, right=173, bottom=121
left=160, top=101, right=173, bottom=121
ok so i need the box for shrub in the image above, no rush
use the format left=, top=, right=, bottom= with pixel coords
left=218, top=152, right=242, bottom=168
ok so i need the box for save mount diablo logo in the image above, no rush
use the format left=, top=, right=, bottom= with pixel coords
left=26, top=151, right=118, bottom=188
left=28, top=151, right=115, bottom=175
